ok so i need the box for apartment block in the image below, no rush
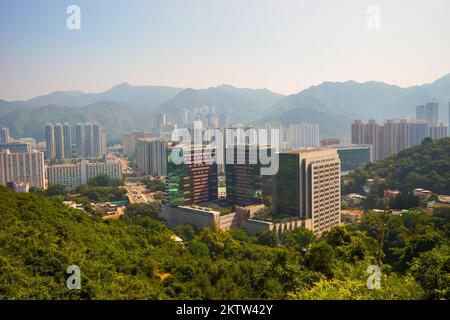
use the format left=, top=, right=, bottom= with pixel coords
left=47, top=160, right=122, bottom=190
left=0, top=150, right=46, bottom=189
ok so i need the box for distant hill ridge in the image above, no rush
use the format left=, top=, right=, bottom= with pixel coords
left=1, top=73, right=449, bottom=142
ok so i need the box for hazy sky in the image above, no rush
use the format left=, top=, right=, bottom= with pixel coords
left=1, top=0, right=450, bottom=100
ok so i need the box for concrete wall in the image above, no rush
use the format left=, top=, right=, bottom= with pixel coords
left=243, top=218, right=312, bottom=236
left=243, top=219, right=274, bottom=236
left=160, top=205, right=220, bottom=230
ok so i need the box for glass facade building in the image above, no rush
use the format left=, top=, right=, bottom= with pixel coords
left=225, top=145, right=273, bottom=207
left=166, top=144, right=218, bottom=206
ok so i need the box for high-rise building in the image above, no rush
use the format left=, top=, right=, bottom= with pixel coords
left=75, top=123, right=85, bottom=158
left=101, top=132, right=107, bottom=158
left=136, top=138, right=167, bottom=176
left=45, top=124, right=55, bottom=160
left=288, top=123, right=320, bottom=149
left=63, top=123, right=72, bottom=159
left=1, top=128, right=10, bottom=144
left=225, top=145, right=273, bottom=207
left=93, top=123, right=101, bottom=158
left=351, top=119, right=380, bottom=160
left=84, top=123, right=94, bottom=158
left=425, top=102, right=439, bottom=125
left=0, top=150, right=46, bottom=189
left=166, top=143, right=218, bottom=206
left=351, top=119, right=435, bottom=160
left=53, top=123, right=64, bottom=160
left=417, top=102, right=439, bottom=125
left=429, top=123, right=448, bottom=140
left=273, top=148, right=341, bottom=235
left=416, top=105, right=426, bottom=121
left=351, top=120, right=364, bottom=145
left=408, top=120, right=429, bottom=147
left=47, top=160, right=122, bottom=190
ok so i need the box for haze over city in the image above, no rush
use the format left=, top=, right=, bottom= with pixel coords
left=1, top=0, right=450, bottom=306
left=1, top=0, right=450, bottom=100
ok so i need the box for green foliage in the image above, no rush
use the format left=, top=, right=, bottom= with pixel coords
left=0, top=185, right=448, bottom=300
left=410, top=245, right=450, bottom=299
left=125, top=203, right=161, bottom=220
left=75, top=184, right=126, bottom=203
left=141, top=178, right=165, bottom=192
left=88, top=174, right=122, bottom=187
left=281, top=227, right=315, bottom=252
left=390, top=192, right=420, bottom=209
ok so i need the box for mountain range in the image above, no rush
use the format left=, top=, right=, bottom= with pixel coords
left=1, top=73, right=449, bottom=143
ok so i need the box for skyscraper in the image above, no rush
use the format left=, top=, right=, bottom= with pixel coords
left=288, top=123, right=320, bottom=149
left=408, top=120, right=429, bottom=147
left=136, top=138, right=167, bottom=176
left=351, top=119, right=434, bottom=160
left=45, top=124, right=55, bottom=160
left=75, top=123, right=85, bottom=158
left=101, top=132, right=107, bottom=158
left=273, top=148, right=341, bottom=235
left=416, top=105, right=426, bottom=121
left=84, top=123, right=94, bottom=158
left=93, top=123, right=101, bottom=158
left=425, top=102, right=439, bottom=125
left=53, top=123, right=64, bottom=160
left=63, top=123, right=72, bottom=159
left=1, top=128, right=10, bottom=144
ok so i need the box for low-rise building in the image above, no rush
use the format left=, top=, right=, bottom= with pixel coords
left=413, top=188, right=432, bottom=201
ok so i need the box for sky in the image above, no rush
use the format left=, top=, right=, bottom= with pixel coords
left=1, top=0, right=450, bottom=100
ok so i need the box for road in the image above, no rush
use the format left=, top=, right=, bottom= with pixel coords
left=125, top=181, right=155, bottom=204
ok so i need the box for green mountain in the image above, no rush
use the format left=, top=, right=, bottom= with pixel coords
left=261, top=103, right=352, bottom=139
left=265, top=73, right=450, bottom=138
left=156, top=84, right=285, bottom=124
left=0, top=102, right=152, bottom=143
left=1, top=74, right=449, bottom=142
left=19, top=83, right=183, bottom=111
left=343, top=137, right=450, bottom=195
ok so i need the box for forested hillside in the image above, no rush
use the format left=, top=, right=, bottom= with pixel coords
left=343, top=137, right=450, bottom=195
left=0, top=186, right=448, bottom=299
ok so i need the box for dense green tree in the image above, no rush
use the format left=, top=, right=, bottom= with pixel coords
left=343, top=138, right=450, bottom=195
left=88, top=174, right=122, bottom=187
left=410, top=245, right=450, bottom=299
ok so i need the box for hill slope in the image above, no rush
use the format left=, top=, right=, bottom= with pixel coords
left=343, top=137, right=450, bottom=195
left=19, top=83, right=183, bottom=111
left=157, top=84, right=285, bottom=124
